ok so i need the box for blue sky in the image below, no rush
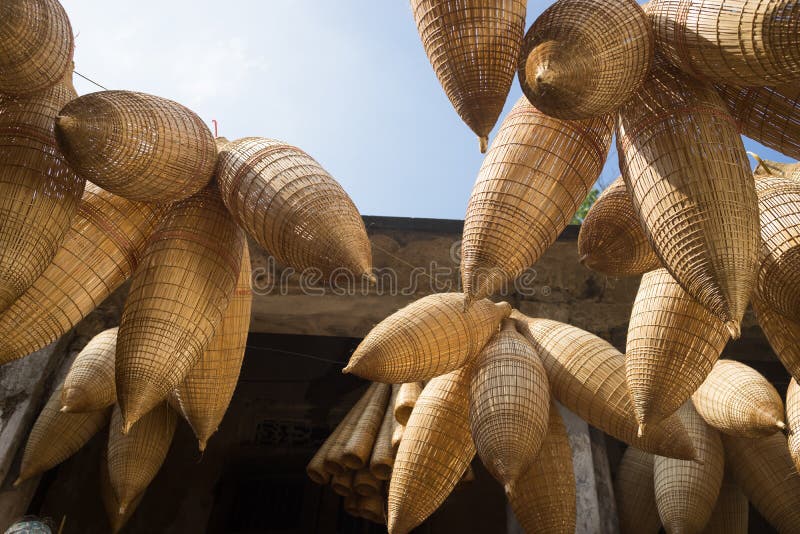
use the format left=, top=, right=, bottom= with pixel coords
left=61, top=1, right=793, bottom=220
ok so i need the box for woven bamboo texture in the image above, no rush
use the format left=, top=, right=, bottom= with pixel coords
left=753, top=295, right=800, bottom=383
left=15, top=383, right=110, bottom=484
left=468, top=319, right=550, bottom=487
left=173, top=241, right=252, bottom=452
left=617, top=56, right=759, bottom=337
left=626, top=268, right=730, bottom=429
left=722, top=432, right=800, bottom=533
left=307, top=394, right=360, bottom=485
left=507, top=400, right=575, bottom=534
left=216, top=137, right=372, bottom=279
left=0, top=0, right=74, bottom=95
left=332, top=470, right=354, bottom=497
left=394, top=382, right=423, bottom=425
left=342, top=383, right=391, bottom=469
left=343, top=495, right=360, bottom=517
left=653, top=402, right=725, bottom=534
left=512, top=313, right=696, bottom=460
left=646, top=0, right=800, bottom=86
left=324, top=384, right=377, bottom=475
left=391, top=422, right=404, bottom=451
left=100, top=448, right=144, bottom=534
left=0, top=68, right=84, bottom=312
left=577, top=176, right=660, bottom=277
left=61, top=327, right=118, bottom=413
left=615, top=447, right=660, bottom=534
left=358, top=493, right=386, bottom=524
left=388, top=367, right=475, bottom=534
left=692, top=359, right=785, bottom=437
left=370, top=384, right=399, bottom=480
left=354, top=468, right=381, bottom=497
left=55, top=90, right=216, bottom=203
left=702, top=474, right=748, bottom=534
left=409, top=0, right=526, bottom=151
left=108, top=402, right=177, bottom=514
left=344, top=293, right=510, bottom=383
left=0, top=184, right=163, bottom=365
left=752, top=157, right=800, bottom=179
left=518, top=0, right=653, bottom=120
left=116, top=184, right=244, bottom=431
left=461, top=96, right=613, bottom=303
left=786, top=378, right=800, bottom=472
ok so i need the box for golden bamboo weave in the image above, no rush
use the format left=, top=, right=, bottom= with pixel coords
left=61, top=327, right=118, bottom=413
left=702, top=474, right=748, bottom=534
left=786, top=378, right=800, bottom=472
left=323, top=383, right=377, bottom=475
left=100, top=447, right=144, bottom=534
left=394, top=382, right=423, bottom=425
left=752, top=157, right=800, bottom=179
left=753, top=295, right=800, bottom=383
left=391, top=422, right=405, bottom=451
left=354, top=468, right=382, bottom=497
left=307, top=396, right=361, bottom=485
left=331, top=469, right=354, bottom=497
left=358, top=492, right=386, bottom=524
left=615, top=447, right=661, bottom=534
left=341, top=383, right=391, bottom=469
left=370, top=384, right=399, bottom=480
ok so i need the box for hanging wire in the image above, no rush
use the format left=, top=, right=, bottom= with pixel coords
left=74, top=70, right=108, bottom=90
left=244, top=344, right=347, bottom=367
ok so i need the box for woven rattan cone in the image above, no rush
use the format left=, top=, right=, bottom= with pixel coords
left=518, top=0, right=653, bottom=120
left=512, top=313, right=696, bottom=460
left=0, top=184, right=163, bottom=365
left=461, top=96, right=613, bottom=303
left=0, top=67, right=85, bottom=312
left=626, top=268, right=730, bottom=428
left=394, top=382, right=423, bottom=425
left=100, top=448, right=144, bottom=534
left=506, top=400, right=575, bottom=534
left=324, top=384, right=378, bottom=475
left=753, top=295, right=800, bottom=383
left=722, top=432, right=800, bottom=533
left=15, top=383, right=110, bottom=485
left=391, top=422, right=404, bottom=451
left=468, top=320, right=550, bottom=487
left=646, top=0, right=800, bottom=86
left=216, top=137, right=372, bottom=280
left=0, top=0, right=74, bottom=95
left=615, top=447, right=660, bottom=534
left=387, top=367, right=475, bottom=534
left=786, top=379, right=800, bottom=472
left=577, top=176, right=660, bottom=277
left=342, top=383, right=391, bottom=469
left=108, top=402, right=176, bottom=514
left=116, top=184, right=244, bottom=432
left=692, top=359, right=785, bottom=437
left=332, top=470, right=354, bottom=497
left=653, top=402, right=724, bottom=534
left=370, top=384, right=399, bottom=480
left=173, top=241, right=252, bottom=452
left=354, top=468, right=381, bottom=497
left=409, top=0, right=526, bottom=151
left=702, top=474, right=748, bottom=534
left=358, top=493, right=386, bottom=524
left=617, top=57, right=759, bottom=337
left=344, top=293, right=510, bottom=383
left=62, top=327, right=118, bottom=413
left=55, top=90, right=216, bottom=203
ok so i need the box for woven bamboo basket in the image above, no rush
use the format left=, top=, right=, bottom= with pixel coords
left=391, top=422, right=404, bottom=451
left=354, top=468, right=382, bottom=497
left=116, top=184, right=244, bottom=432
left=324, top=384, right=377, bottom=475
left=615, top=447, right=660, bottom=534
left=691, top=359, right=785, bottom=437
left=370, top=384, right=399, bottom=480
left=0, top=0, right=74, bottom=95
left=702, top=474, right=748, bottom=534
left=55, top=90, right=216, bottom=203
left=577, top=176, right=660, bottom=277
left=387, top=367, right=475, bottom=534
left=358, top=493, right=386, bottom=525
left=617, top=57, right=759, bottom=337
left=518, top=0, right=653, bottom=120
left=341, top=383, right=391, bottom=469
left=646, top=0, right=800, bottom=86
left=653, top=402, right=725, bottom=534
left=394, top=382, right=423, bottom=425
left=753, top=295, right=800, bottom=383
left=723, top=432, right=800, bottom=533
left=461, top=97, right=613, bottom=303
left=331, top=470, right=354, bottom=497
left=61, top=327, right=118, bottom=413
left=100, top=447, right=144, bottom=534
left=507, top=400, right=575, bottom=534
left=513, top=313, right=696, bottom=460
left=468, top=319, right=550, bottom=487
left=344, top=293, right=510, bottom=383
left=0, top=67, right=85, bottom=313
left=173, top=241, right=252, bottom=452
left=409, top=0, right=527, bottom=152
left=626, top=268, right=730, bottom=429
left=108, top=402, right=177, bottom=514
left=15, top=383, right=110, bottom=485
left=786, top=379, right=800, bottom=472
left=0, top=184, right=163, bottom=364
left=216, top=137, right=372, bottom=280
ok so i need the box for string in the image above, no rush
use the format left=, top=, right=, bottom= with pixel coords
left=74, top=70, right=108, bottom=90
left=245, top=344, right=347, bottom=367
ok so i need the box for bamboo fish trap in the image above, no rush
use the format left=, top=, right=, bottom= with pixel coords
left=391, top=423, right=404, bottom=451
left=306, top=391, right=366, bottom=485
left=409, top=0, right=527, bottom=152
left=341, top=383, right=391, bottom=469
left=577, top=176, right=660, bottom=277
left=394, top=382, right=422, bottom=425
left=173, top=241, right=252, bottom=452
left=653, top=402, right=724, bottom=534
left=353, top=468, right=381, bottom=497
left=0, top=66, right=85, bottom=312
left=786, top=379, right=800, bottom=472
left=617, top=56, right=759, bottom=337
left=518, top=0, right=653, bottom=120
left=0, top=184, right=163, bottom=365
left=331, top=470, right=354, bottom=497
left=344, top=293, right=510, bottom=383
left=100, top=448, right=144, bottom=534
left=116, top=184, right=244, bottom=432
left=615, top=447, right=661, bottom=534
left=371, top=384, right=400, bottom=480
left=358, top=493, right=386, bottom=525
left=215, top=137, right=372, bottom=281
left=61, top=327, right=118, bottom=413
left=626, top=268, right=730, bottom=429
left=702, top=474, right=748, bottom=534
left=323, top=384, right=377, bottom=475
left=646, top=0, right=800, bottom=86
left=468, top=319, right=550, bottom=487
left=0, top=0, right=74, bottom=95
left=753, top=295, right=800, bottom=383
left=388, top=367, right=475, bottom=534
left=691, top=359, right=785, bottom=437
left=55, top=90, right=216, bottom=203
left=512, top=313, right=696, bottom=460
left=461, top=96, right=613, bottom=303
